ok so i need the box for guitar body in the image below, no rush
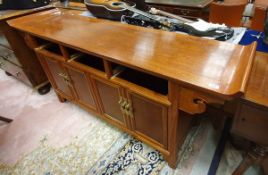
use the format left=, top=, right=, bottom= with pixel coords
left=85, top=0, right=136, bottom=20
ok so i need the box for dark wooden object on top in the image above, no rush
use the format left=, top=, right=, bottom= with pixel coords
left=232, top=52, right=268, bottom=175
left=0, top=7, right=51, bottom=94
left=209, top=2, right=247, bottom=27
left=145, top=0, right=212, bottom=20
left=250, top=6, right=266, bottom=32
left=7, top=8, right=256, bottom=168
left=120, top=0, right=212, bottom=20
left=0, top=116, right=13, bottom=123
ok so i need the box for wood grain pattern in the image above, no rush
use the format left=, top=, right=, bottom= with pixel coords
left=0, top=21, right=47, bottom=87
left=244, top=52, right=268, bottom=108
left=8, top=8, right=261, bottom=169
left=7, top=8, right=256, bottom=99
left=0, top=5, right=53, bottom=21
left=179, top=88, right=225, bottom=114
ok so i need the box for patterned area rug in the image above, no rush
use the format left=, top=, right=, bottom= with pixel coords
left=0, top=121, right=124, bottom=175
left=0, top=118, right=214, bottom=175
left=89, top=136, right=165, bottom=175
left=0, top=69, right=220, bottom=175
left=88, top=119, right=214, bottom=175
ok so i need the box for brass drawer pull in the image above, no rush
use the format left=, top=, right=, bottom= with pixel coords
left=119, top=97, right=127, bottom=114
left=118, top=97, right=133, bottom=117
left=58, top=72, right=72, bottom=86
left=58, top=72, right=67, bottom=79
left=118, top=96, right=123, bottom=105
left=125, top=100, right=134, bottom=118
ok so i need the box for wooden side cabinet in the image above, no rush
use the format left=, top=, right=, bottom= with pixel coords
left=33, top=40, right=172, bottom=149
left=29, top=36, right=194, bottom=168
left=231, top=52, right=268, bottom=175
left=0, top=9, right=51, bottom=94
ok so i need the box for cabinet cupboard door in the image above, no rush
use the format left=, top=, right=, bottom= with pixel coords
left=127, top=92, right=168, bottom=147
left=93, top=77, right=127, bottom=127
left=66, top=66, right=97, bottom=111
left=43, top=57, right=73, bottom=99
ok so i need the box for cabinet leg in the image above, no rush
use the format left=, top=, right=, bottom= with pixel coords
left=0, top=116, right=13, bottom=123
left=5, top=71, right=12, bottom=76
left=37, top=83, right=51, bottom=95
left=232, top=145, right=268, bottom=175
left=167, top=82, right=180, bottom=169
left=56, top=93, right=66, bottom=103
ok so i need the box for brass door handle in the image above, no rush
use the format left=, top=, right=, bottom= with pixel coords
left=125, top=101, right=133, bottom=118
left=121, top=100, right=128, bottom=110
left=119, top=97, right=127, bottom=114
left=64, top=77, right=72, bottom=86
left=58, top=72, right=68, bottom=79
left=58, top=72, right=72, bottom=86
left=118, top=97, right=123, bottom=105
left=118, top=97, right=134, bottom=117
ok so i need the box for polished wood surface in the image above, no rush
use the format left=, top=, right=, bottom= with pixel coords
left=8, top=8, right=256, bottom=99
left=244, top=52, right=268, bottom=107
left=0, top=5, right=52, bottom=21
left=232, top=52, right=268, bottom=175
left=8, top=7, right=259, bottom=169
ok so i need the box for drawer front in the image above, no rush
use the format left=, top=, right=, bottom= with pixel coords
left=0, top=45, right=21, bottom=66
left=179, top=88, right=224, bottom=115
left=0, top=57, right=31, bottom=86
left=232, top=103, right=268, bottom=145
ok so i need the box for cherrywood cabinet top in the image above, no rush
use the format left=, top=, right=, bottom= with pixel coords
left=8, top=9, right=256, bottom=99
left=245, top=52, right=268, bottom=107
left=0, top=5, right=52, bottom=21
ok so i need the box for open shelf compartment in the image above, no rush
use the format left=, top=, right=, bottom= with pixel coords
left=69, top=54, right=105, bottom=72
left=112, top=63, right=168, bottom=95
